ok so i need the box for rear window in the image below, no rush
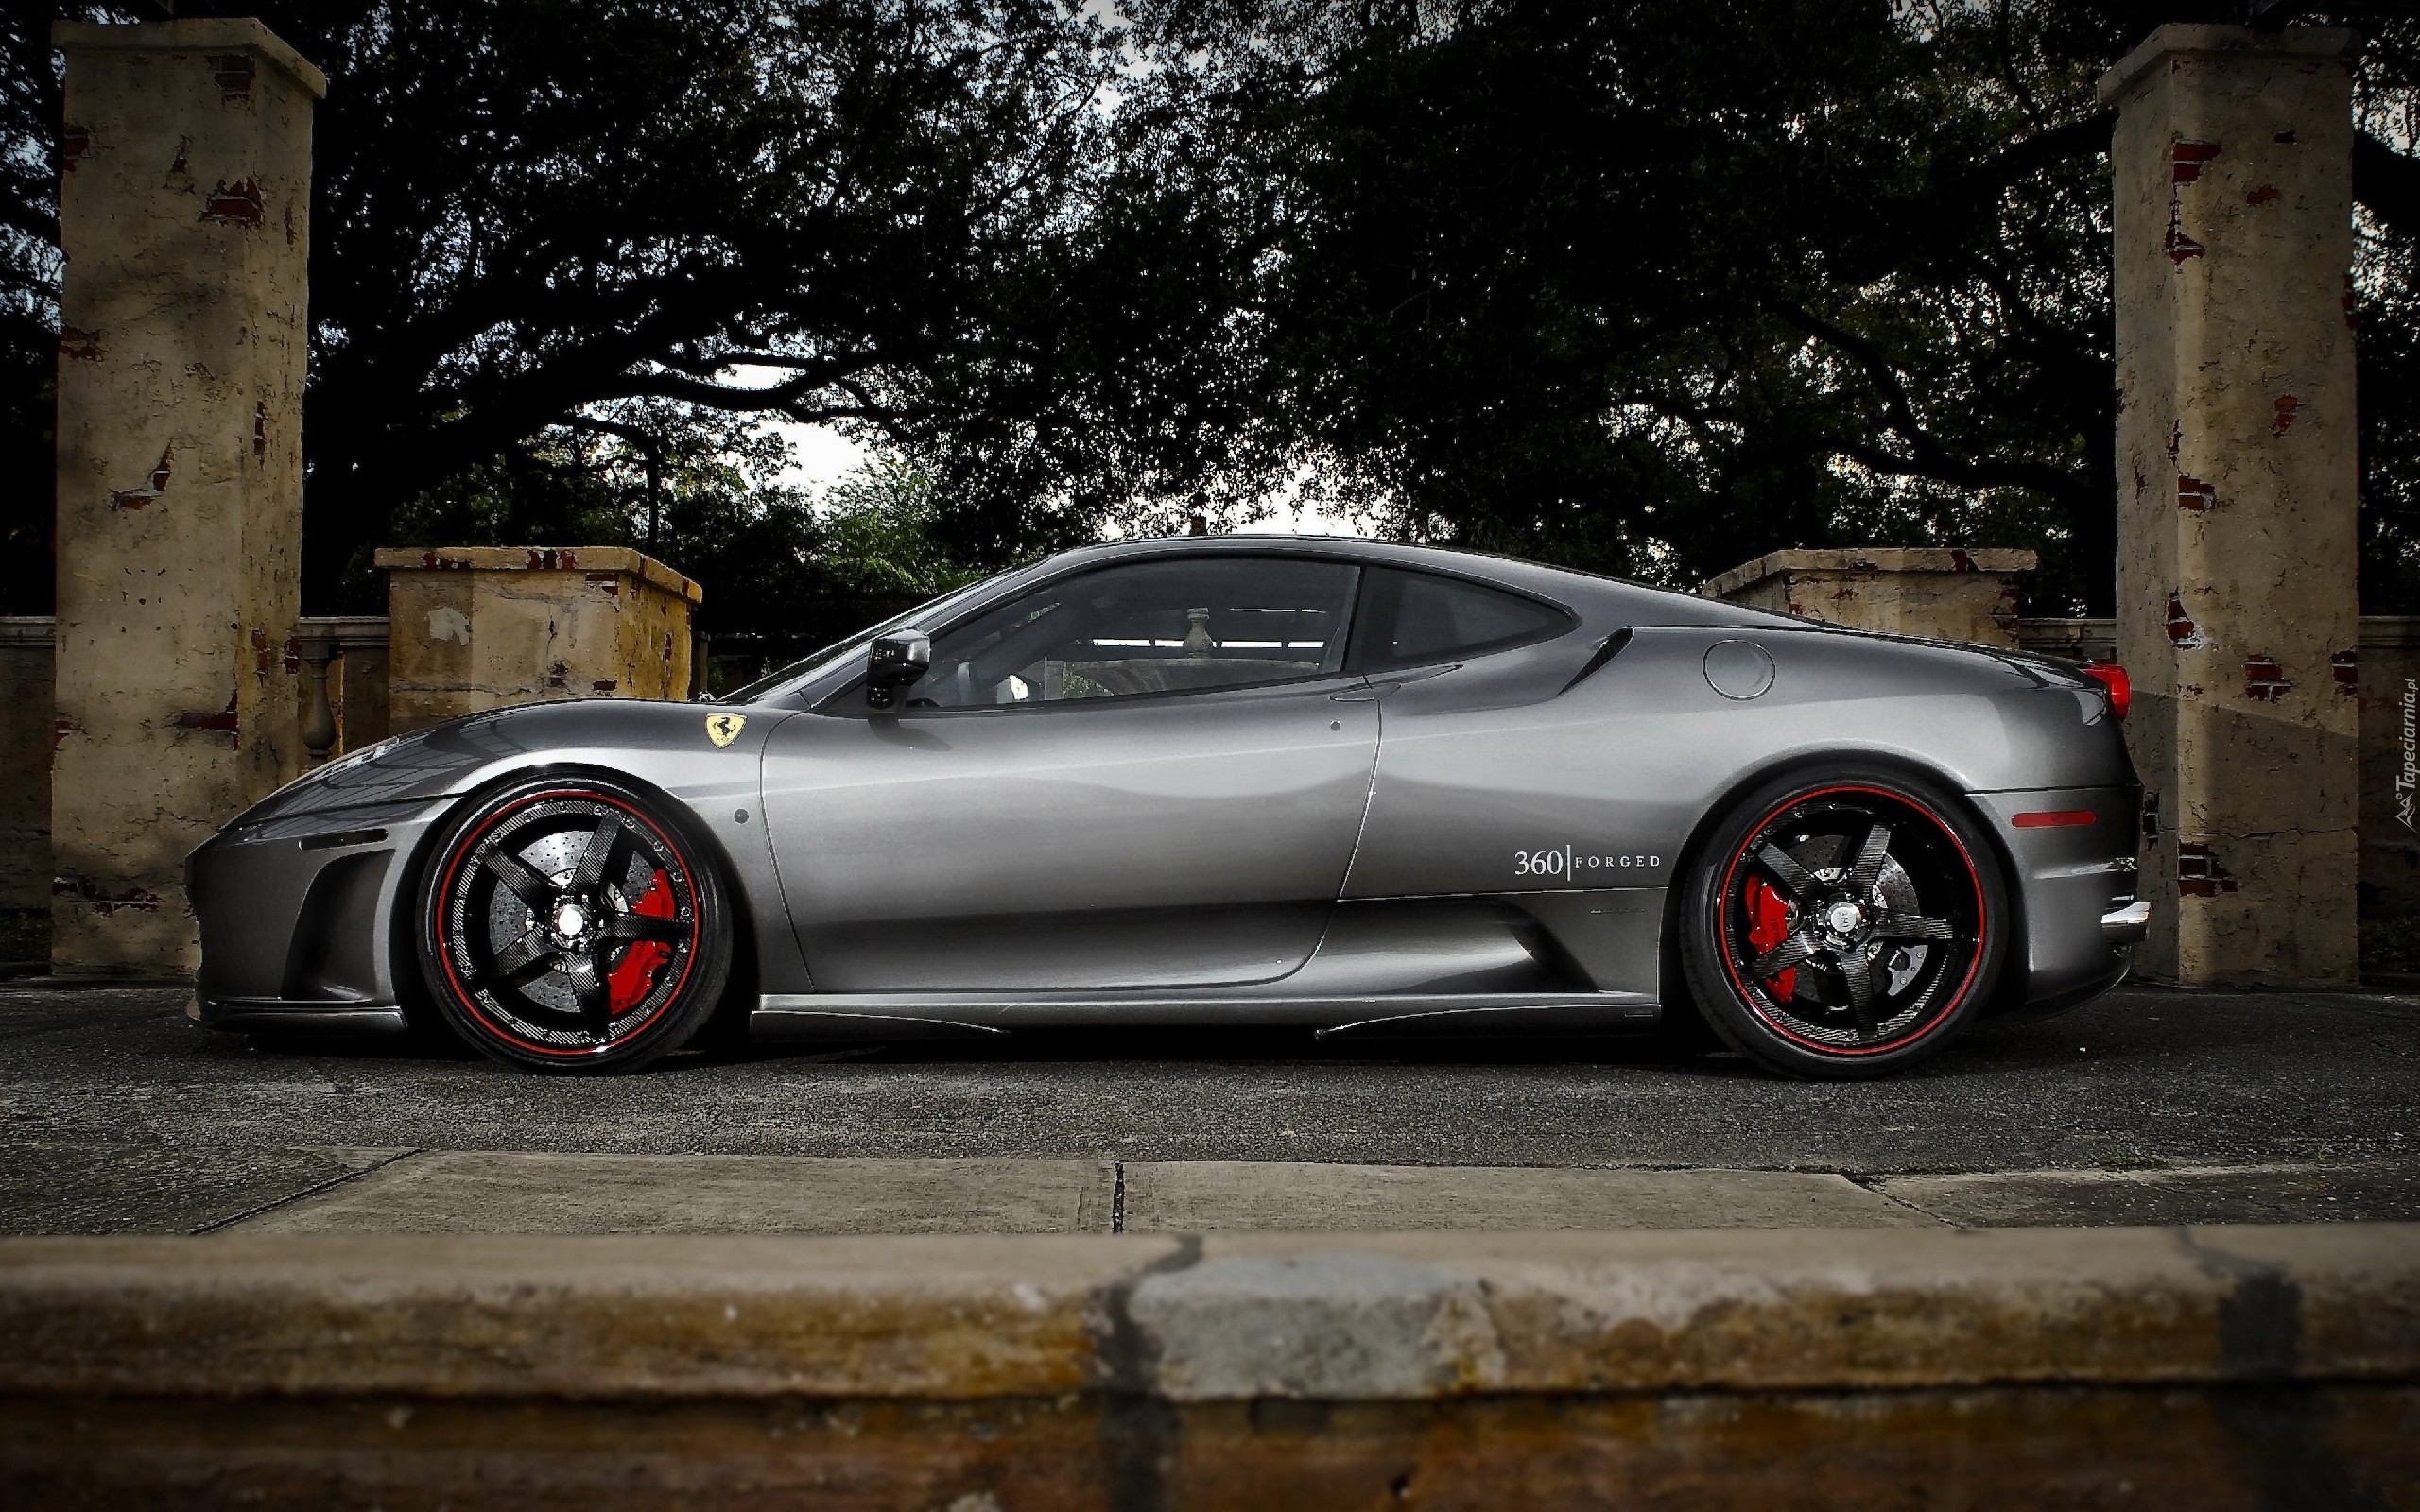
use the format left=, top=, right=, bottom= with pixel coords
left=1348, top=568, right=1573, bottom=671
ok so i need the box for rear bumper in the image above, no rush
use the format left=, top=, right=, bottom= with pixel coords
left=1970, top=786, right=2142, bottom=1016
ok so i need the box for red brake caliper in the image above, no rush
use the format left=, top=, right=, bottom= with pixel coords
left=605, top=868, right=677, bottom=1015
left=1744, top=874, right=1796, bottom=1002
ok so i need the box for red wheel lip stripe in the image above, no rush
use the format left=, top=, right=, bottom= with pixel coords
left=432, top=788, right=702, bottom=1060
left=2012, top=809, right=2097, bottom=828
left=1716, top=783, right=1987, bottom=1058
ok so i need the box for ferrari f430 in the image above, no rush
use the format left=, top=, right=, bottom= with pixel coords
left=190, top=538, right=2147, bottom=1078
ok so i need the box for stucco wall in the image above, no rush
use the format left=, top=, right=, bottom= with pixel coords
left=375, top=548, right=700, bottom=734
left=1701, top=548, right=2037, bottom=647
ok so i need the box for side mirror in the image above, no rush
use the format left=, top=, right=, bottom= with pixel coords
left=864, top=632, right=931, bottom=711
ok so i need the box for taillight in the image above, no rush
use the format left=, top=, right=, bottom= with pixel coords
left=2083, top=662, right=2130, bottom=721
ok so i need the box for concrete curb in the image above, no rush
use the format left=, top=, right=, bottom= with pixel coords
left=4, top=1225, right=2414, bottom=1401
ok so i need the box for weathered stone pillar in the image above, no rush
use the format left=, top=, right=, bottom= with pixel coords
left=1698, top=548, right=2037, bottom=646
left=376, top=548, right=701, bottom=734
left=2102, top=25, right=2360, bottom=987
left=49, top=21, right=324, bottom=973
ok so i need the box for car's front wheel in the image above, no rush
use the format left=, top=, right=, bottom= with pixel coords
left=1678, top=766, right=2007, bottom=1080
left=415, top=776, right=732, bottom=1074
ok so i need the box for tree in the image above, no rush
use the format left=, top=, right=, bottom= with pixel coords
left=386, top=408, right=977, bottom=659
left=1044, top=0, right=2418, bottom=614
left=5, top=2, right=2417, bottom=623
left=0, top=0, right=1119, bottom=613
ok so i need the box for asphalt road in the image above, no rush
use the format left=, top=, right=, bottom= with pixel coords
left=3, top=980, right=2415, bottom=1233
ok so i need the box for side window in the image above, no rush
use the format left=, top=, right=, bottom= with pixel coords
left=900, top=557, right=1360, bottom=710
left=1349, top=568, right=1572, bottom=672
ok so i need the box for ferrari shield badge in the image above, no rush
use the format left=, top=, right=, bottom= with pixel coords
left=705, top=713, right=747, bottom=748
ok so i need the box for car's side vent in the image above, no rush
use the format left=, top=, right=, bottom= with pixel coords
left=281, top=850, right=393, bottom=1002
left=1559, top=628, right=1635, bottom=695
left=300, top=827, right=388, bottom=851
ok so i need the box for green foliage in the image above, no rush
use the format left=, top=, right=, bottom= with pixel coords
left=816, top=458, right=989, bottom=602
left=386, top=406, right=977, bottom=644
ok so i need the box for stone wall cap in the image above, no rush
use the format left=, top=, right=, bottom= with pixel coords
left=52, top=18, right=330, bottom=100
left=1, top=1224, right=2413, bottom=1403
left=295, top=614, right=392, bottom=648
left=1699, top=547, right=2038, bottom=600
left=0, top=616, right=57, bottom=647
left=2097, top=23, right=2356, bottom=108
left=374, top=547, right=704, bottom=605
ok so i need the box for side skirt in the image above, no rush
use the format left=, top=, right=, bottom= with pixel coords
left=199, top=1002, right=413, bottom=1037
left=751, top=990, right=1661, bottom=1040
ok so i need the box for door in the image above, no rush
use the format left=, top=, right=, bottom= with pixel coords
left=761, top=554, right=1378, bottom=991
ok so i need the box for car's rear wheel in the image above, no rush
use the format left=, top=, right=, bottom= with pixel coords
left=416, top=777, right=731, bottom=1074
left=1678, top=766, right=2006, bottom=1080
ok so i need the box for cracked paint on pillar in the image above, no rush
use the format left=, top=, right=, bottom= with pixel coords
left=108, top=446, right=172, bottom=511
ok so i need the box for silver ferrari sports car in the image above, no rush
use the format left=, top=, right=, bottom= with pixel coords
left=191, top=536, right=2147, bottom=1078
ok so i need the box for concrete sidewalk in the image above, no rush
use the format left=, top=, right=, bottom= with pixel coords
left=206, top=1150, right=2420, bottom=1235
left=6, top=1225, right=2417, bottom=1506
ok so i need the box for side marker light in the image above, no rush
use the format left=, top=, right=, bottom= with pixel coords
left=2014, top=811, right=2098, bottom=829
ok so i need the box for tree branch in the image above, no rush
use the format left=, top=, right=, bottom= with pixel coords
left=1767, top=299, right=2089, bottom=504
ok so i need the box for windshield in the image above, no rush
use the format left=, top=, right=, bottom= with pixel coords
left=717, top=574, right=1011, bottom=706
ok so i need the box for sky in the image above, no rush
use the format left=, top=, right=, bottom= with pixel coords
left=769, top=418, right=871, bottom=493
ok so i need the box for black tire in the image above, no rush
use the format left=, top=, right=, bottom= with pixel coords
left=1678, top=765, right=2008, bottom=1080
left=415, top=775, right=732, bottom=1074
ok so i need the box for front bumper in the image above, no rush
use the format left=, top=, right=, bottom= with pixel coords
left=185, top=796, right=452, bottom=1027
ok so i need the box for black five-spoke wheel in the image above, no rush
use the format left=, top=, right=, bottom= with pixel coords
left=417, top=778, right=731, bottom=1073
left=1681, top=768, right=2006, bottom=1078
